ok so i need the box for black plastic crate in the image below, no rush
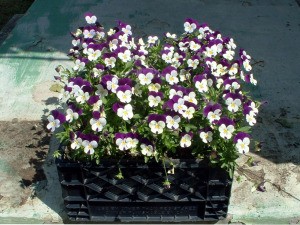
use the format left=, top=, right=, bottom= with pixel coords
left=56, top=157, right=232, bottom=223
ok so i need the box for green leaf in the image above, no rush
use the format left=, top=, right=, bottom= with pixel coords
left=184, top=124, right=198, bottom=132
left=53, top=150, right=62, bottom=158
left=236, top=126, right=252, bottom=133
left=133, top=114, right=141, bottom=119
left=49, top=83, right=63, bottom=93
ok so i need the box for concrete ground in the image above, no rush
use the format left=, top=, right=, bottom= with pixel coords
left=0, top=0, right=300, bottom=223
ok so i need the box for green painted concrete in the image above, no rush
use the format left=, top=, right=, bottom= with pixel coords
left=0, top=217, right=44, bottom=224
left=0, top=0, right=300, bottom=223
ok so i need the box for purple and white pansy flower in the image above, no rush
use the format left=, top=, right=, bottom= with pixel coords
left=116, top=85, right=132, bottom=103
left=47, top=110, right=66, bottom=132
left=180, top=132, right=193, bottom=148
left=148, top=114, right=166, bottom=134
left=199, top=128, right=213, bottom=143
left=113, top=102, right=134, bottom=121
left=165, top=112, right=181, bottom=130
left=184, top=18, right=198, bottom=33
left=84, top=12, right=97, bottom=24
left=224, top=93, right=243, bottom=113
left=89, top=111, right=107, bottom=132
left=148, top=91, right=164, bottom=107
left=115, top=133, right=139, bottom=151
left=140, top=138, right=156, bottom=156
left=218, top=117, right=235, bottom=140
left=234, top=132, right=251, bottom=154
left=49, top=16, right=260, bottom=174
left=81, top=134, right=99, bottom=155
left=203, top=103, right=222, bottom=124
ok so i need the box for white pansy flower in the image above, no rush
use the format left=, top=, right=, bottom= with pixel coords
left=246, top=112, right=257, bottom=126
left=149, top=121, right=165, bottom=134
left=117, top=104, right=133, bottom=121
left=107, top=28, right=116, bottom=36
left=87, top=48, right=101, bottom=61
left=184, top=22, right=196, bottom=33
left=82, top=140, right=98, bottom=155
left=116, top=138, right=127, bottom=151
left=226, top=98, right=242, bottom=113
left=107, top=77, right=119, bottom=93
left=71, top=84, right=81, bottom=96
left=179, top=41, right=188, bottom=51
left=138, top=72, right=153, bottom=85
left=148, top=83, right=161, bottom=92
left=166, top=70, right=179, bottom=85
left=243, top=59, right=252, bottom=71
left=166, top=32, right=177, bottom=39
left=250, top=74, right=257, bottom=85
left=109, top=39, right=118, bottom=51
left=118, top=50, right=131, bottom=62
left=119, top=33, right=128, bottom=43
left=76, top=90, right=90, bottom=104
left=141, top=144, right=155, bottom=156
left=73, top=59, right=85, bottom=71
left=148, top=36, right=158, bottom=44
left=117, top=90, right=132, bottom=103
left=59, top=90, right=70, bottom=101
left=122, top=25, right=132, bottom=35
left=200, top=131, right=213, bottom=143
left=173, top=98, right=187, bottom=114
left=182, top=107, right=195, bottom=119
left=187, top=58, right=199, bottom=69
left=231, top=81, right=241, bottom=90
left=96, top=84, right=108, bottom=96
left=104, top=57, right=116, bottom=68
left=71, top=137, right=82, bottom=150
left=229, top=63, right=239, bottom=76
left=195, top=79, right=208, bottom=93
left=204, top=45, right=218, bottom=58
left=180, top=134, right=192, bottom=148
left=214, top=64, right=228, bottom=77
left=184, top=92, right=198, bottom=105
left=227, top=38, right=236, bottom=49
left=207, top=109, right=221, bottom=123
left=236, top=138, right=250, bottom=154
left=179, top=69, right=191, bottom=82
left=90, top=117, right=107, bottom=132
left=85, top=15, right=97, bottom=24
left=66, top=109, right=79, bottom=122
left=169, top=89, right=183, bottom=99
left=72, top=39, right=80, bottom=47
left=162, top=51, right=173, bottom=63
left=189, top=41, right=201, bottom=51
left=83, top=29, right=95, bottom=39
left=125, top=137, right=138, bottom=150
left=166, top=115, right=180, bottom=130
left=92, top=100, right=103, bottom=111
left=148, top=95, right=161, bottom=107
left=219, top=124, right=235, bottom=140
left=223, top=50, right=235, bottom=61
left=46, top=115, right=60, bottom=132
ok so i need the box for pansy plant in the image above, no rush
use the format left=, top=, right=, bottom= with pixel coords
left=49, top=14, right=261, bottom=179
